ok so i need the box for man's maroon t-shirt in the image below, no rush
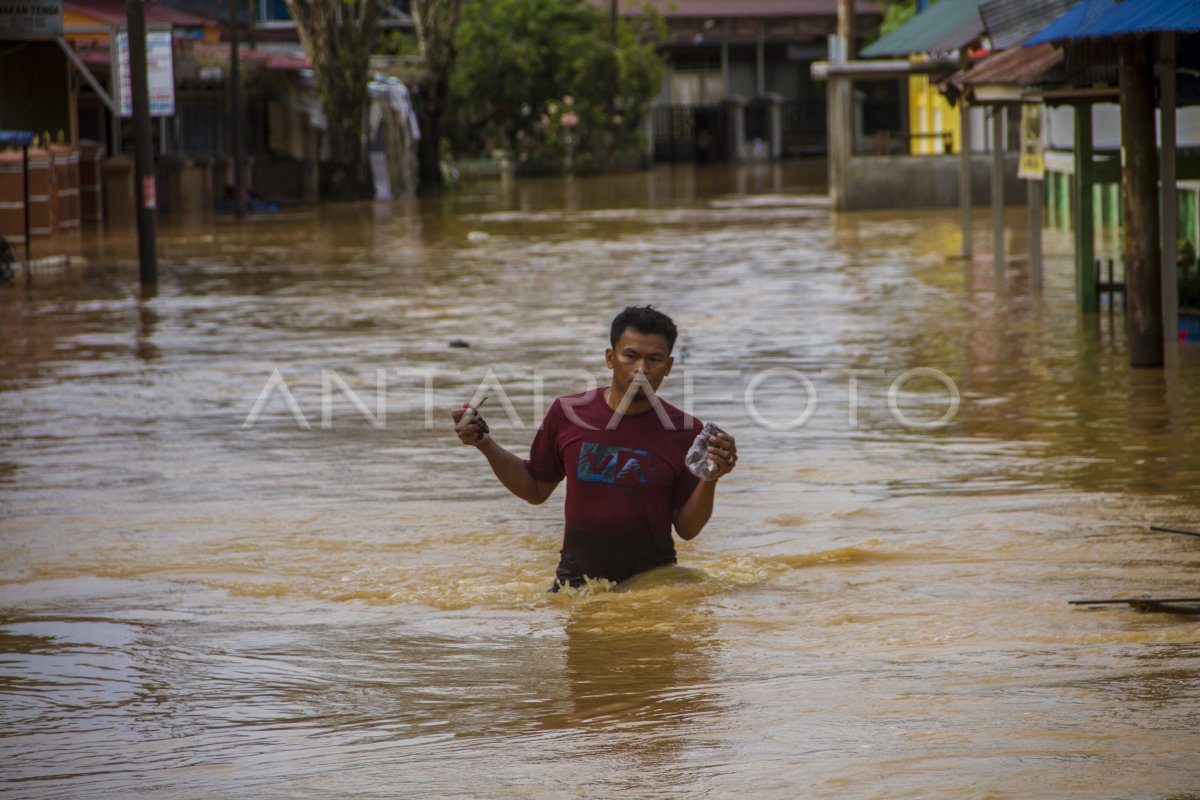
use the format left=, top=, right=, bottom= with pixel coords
left=524, top=388, right=703, bottom=585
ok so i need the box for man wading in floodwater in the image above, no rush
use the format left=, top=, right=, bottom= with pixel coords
left=451, top=306, right=739, bottom=590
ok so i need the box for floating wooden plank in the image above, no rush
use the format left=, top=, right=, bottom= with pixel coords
left=1149, top=525, right=1200, bottom=538
left=1070, top=597, right=1200, bottom=614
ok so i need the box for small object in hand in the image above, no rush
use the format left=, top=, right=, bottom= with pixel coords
left=456, top=395, right=490, bottom=441
left=685, top=422, right=729, bottom=481
left=473, top=414, right=490, bottom=441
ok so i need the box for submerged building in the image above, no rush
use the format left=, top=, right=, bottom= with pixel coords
left=624, top=0, right=887, bottom=163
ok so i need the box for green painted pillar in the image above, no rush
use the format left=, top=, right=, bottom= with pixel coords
left=1044, top=175, right=1053, bottom=228
left=1182, top=188, right=1197, bottom=245
left=1065, top=172, right=1075, bottom=227
left=1073, top=103, right=1097, bottom=312
left=1051, top=173, right=1059, bottom=228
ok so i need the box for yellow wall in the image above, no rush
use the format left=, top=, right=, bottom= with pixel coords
left=63, top=9, right=108, bottom=45
left=907, top=55, right=960, bottom=155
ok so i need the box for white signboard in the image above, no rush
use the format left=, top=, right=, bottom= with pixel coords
left=113, top=26, right=176, bottom=118
left=1018, top=103, right=1044, bottom=181
left=0, top=0, right=62, bottom=37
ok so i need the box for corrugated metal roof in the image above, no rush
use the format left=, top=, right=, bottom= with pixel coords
left=944, top=29, right=1200, bottom=105
left=860, top=0, right=988, bottom=57
left=979, top=0, right=1078, bottom=49
left=929, top=14, right=988, bottom=50
left=951, top=40, right=1063, bottom=85
left=1027, top=0, right=1200, bottom=44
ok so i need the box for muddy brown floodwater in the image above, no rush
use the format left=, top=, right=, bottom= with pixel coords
left=2, top=162, right=1200, bottom=799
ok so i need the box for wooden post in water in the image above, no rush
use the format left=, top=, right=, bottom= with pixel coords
left=1028, top=177, right=1043, bottom=289
left=22, top=144, right=31, bottom=266
left=991, top=106, right=1005, bottom=276
left=1072, top=103, right=1096, bottom=312
left=828, top=0, right=855, bottom=210
left=1159, top=32, right=1179, bottom=360
left=1118, top=35, right=1163, bottom=367
left=126, top=0, right=158, bottom=284
left=959, top=99, right=972, bottom=258
left=229, top=0, right=246, bottom=218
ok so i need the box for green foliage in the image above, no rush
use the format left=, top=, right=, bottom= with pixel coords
left=445, top=0, right=665, bottom=172
left=377, top=30, right=420, bottom=57
left=878, top=0, right=917, bottom=40
left=1180, top=237, right=1197, bottom=268
left=283, top=0, right=378, bottom=198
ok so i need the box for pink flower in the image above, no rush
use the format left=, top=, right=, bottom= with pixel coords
left=561, top=112, right=579, bottom=128
left=563, top=95, right=574, bottom=106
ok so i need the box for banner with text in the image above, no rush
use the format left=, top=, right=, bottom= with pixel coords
left=0, top=0, right=62, bottom=37
left=1018, top=103, right=1044, bottom=181
left=113, top=26, right=176, bottom=118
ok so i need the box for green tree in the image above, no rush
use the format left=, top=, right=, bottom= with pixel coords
left=283, top=0, right=378, bottom=199
left=411, top=0, right=469, bottom=192
left=446, top=0, right=664, bottom=172
left=877, top=0, right=917, bottom=40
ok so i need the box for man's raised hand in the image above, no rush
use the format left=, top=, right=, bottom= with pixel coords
left=452, top=403, right=491, bottom=447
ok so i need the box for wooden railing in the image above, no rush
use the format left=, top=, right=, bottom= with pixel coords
left=871, top=131, right=954, bottom=156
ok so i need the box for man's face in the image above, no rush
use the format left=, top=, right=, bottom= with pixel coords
left=605, top=328, right=674, bottom=400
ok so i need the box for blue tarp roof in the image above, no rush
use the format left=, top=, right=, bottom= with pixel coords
left=0, top=132, right=34, bottom=147
left=1027, top=0, right=1200, bottom=44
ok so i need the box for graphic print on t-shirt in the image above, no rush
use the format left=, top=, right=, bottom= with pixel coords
left=577, top=442, right=655, bottom=492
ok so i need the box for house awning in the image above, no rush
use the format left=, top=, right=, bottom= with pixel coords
left=952, top=41, right=1063, bottom=87
left=860, top=0, right=988, bottom=57
left=939, top=39, right=1070, bottom=102
left=69, top=40, right=310, bottom=73
left=66, top=0, right=212, bottom=29
left=942, top=33, right=1187, bottom=105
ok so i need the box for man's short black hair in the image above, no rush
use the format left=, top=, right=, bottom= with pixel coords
left=610, top=305, right=678, bottom=352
